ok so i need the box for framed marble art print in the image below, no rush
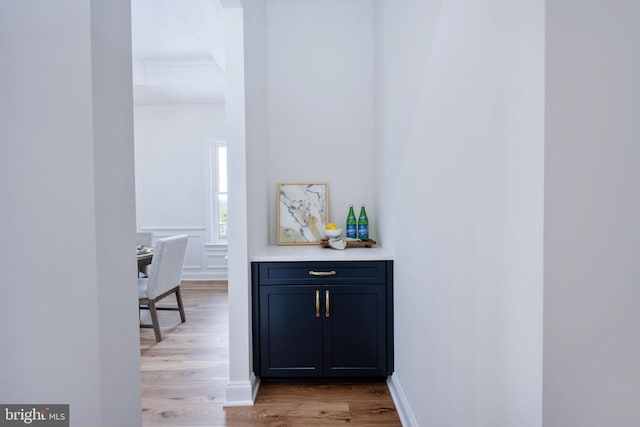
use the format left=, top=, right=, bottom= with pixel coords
left=277, top=182, right=328, bottom=245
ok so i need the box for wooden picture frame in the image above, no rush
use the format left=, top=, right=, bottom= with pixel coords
left=277, top=182, right=328, bottom=245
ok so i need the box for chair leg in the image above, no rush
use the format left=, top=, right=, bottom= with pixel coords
left=148, top=300, right=162, bottom=342
left=176, top=287, right=186, bottom=323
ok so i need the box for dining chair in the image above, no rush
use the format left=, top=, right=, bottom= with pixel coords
left=138, top=234, right=188, bottom=342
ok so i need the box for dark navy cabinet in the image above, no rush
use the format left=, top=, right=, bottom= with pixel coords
left=252, top=260, right=393, bottom=379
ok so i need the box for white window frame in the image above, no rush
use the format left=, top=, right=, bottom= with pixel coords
left=205, top=138, right=228, bottom=245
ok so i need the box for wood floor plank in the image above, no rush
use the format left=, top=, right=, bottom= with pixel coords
left=225, top=403, right=352, bottom=426
left=141, top=281, right=401, bottom=427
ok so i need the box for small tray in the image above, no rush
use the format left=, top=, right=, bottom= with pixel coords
left=320, top=238, right=377, bottom=248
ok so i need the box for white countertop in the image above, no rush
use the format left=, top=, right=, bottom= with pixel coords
left=251, top=244, right=393, bottom=262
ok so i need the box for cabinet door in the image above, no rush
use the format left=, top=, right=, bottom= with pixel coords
left=323, top=285, right=387, bottom=377
left=259, top=285, right=323, bottom=378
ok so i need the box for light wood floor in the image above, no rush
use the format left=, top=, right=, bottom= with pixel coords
left=140, top=281, right=401, bottom=427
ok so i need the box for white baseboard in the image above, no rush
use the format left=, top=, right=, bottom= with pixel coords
left=181, top=270, right=227, bottom=281
left=223, top=373, right=260, bottom=407
left=387, top=374, right=418, bottom=427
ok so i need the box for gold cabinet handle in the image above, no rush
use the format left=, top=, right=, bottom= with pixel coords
left=315, top=290, right=320, bottom=318
left=325, top=290, right=330, bottom=317
left=309, top=270, right=337, bottom=276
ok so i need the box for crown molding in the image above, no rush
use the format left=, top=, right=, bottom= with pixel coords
left=133, top=59, right=224, bottom=85
left=132, top=59, right=225, bottom=104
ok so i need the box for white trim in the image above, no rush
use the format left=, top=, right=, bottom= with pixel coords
left=132, top=60, right=224, bottom=84
left=181, top=270, right=227, bottom=281
left=205, top=264, right=228, bottom=270
left=139, top=226, right=206, bottom=231
left=183, top=264, right=209, bottom=270
left=387, top=374, right=417, bottom=427
left=223, top=374, right=260, bottom=407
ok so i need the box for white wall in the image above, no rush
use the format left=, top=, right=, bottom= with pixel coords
left=266, top=0, right=376, bottom=242
left=242, top=0, right=269, bottom=400
left=0, top=1, right=141, bottom=426
left=375, top=1, right=544, bottom=426
left=224, top=0, right=259, bottom=406
left=134, top=103, right=228, bottom=279
left=223, top=1, right=640, bottom=425
left=225, top=0, right=375, bottom=405
left=244, top=0, right=270, bottom=257
left=544, top=2, right=640, bottom=426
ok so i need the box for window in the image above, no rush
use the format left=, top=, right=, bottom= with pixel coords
left=209, top=139, right=228, bottom=244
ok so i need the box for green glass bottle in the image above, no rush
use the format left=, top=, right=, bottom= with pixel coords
left=357, top=204, right=369, bottom=240
left=346, top=204, right=357, bottom=238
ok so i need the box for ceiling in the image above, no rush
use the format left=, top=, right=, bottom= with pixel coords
left=131, top=0, right=226, bottom=104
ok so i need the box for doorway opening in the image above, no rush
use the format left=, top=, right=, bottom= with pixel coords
left=130, top=0, right=245, bottom=422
